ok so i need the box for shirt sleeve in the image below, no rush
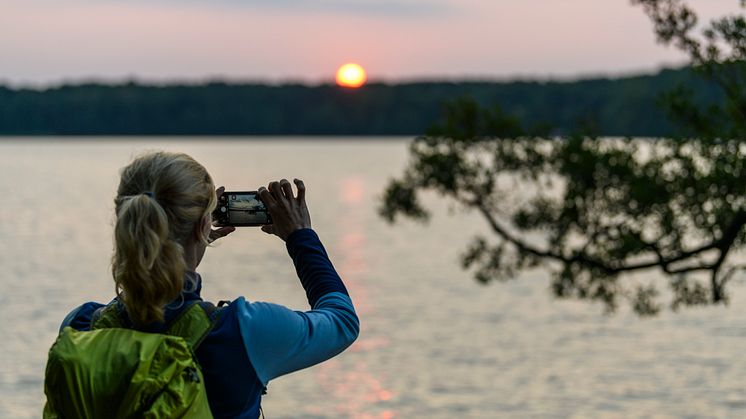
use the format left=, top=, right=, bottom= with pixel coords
left=236, top=228, right=360, bottom=385
left=236, top=293, right=359, bottom=385
left=285, top=228, right=350, bottom=306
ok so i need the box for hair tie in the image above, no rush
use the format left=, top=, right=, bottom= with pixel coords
left=143, top=191, right=155, bottom=199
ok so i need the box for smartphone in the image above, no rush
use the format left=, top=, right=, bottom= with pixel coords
left=213, top=191, right=272, bottom=227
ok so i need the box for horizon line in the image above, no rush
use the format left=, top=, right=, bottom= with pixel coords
left=0, top=63, right=691, bottom=90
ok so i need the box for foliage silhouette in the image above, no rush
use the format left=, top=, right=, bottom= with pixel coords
left=380, top=0, right=746, bottom=315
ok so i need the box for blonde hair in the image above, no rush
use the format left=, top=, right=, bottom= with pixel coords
left=112, top=151, right=216, bottom=325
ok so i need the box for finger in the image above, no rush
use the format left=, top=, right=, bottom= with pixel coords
left=209, top=226, right=235, bottom=242
left=268, top=181, right=283, bottom=202
left=216, top=186, right=225, bottom=199
left=294, top=179, right=305, bottom=202
left=261, top=225, right=275, bottom=235
left=214, top=226, right=235, bottom=238
left=257, top=187, right=277, bottom=208
left=280, top=179, right=294, bottom=199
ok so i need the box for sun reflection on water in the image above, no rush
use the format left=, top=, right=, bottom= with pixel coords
left=315, top=176, right=397, bottom=418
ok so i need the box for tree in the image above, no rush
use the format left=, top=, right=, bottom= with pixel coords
left=379, top=0, right=746, bottom=316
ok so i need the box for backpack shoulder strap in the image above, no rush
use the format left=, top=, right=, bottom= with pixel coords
left=166, top=302, right=224, bottom=351
left=90, top=299, right=225, bottom=351
left=91, top=303, right=124, bottom=330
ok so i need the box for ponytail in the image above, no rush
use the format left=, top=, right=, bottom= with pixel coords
left=113, top=194, right=185, bottom=324
left=111, top=152, right=216, bottom=326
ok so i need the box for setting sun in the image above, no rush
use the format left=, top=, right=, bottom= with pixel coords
left=335, top=63, right=367, bottom=88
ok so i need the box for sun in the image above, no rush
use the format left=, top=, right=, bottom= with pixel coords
left=336, top=63, right=367, bottom=88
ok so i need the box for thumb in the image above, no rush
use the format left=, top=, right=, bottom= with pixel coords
left=261, top=225, right=275, bottom=235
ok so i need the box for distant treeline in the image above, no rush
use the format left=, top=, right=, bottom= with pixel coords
left=0, top=67, right=721, bottom=136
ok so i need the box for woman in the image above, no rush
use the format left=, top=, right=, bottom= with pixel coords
left=57, top=151, right=360, bottom=418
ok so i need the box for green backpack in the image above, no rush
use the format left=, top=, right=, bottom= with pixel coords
left=43, top=301, right=221, bottom=419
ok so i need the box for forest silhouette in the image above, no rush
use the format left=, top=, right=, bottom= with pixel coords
left=0, top=67, right=717, bottom=136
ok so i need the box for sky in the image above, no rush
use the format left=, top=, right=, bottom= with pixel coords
left=0, top=0, right=742, bottom=86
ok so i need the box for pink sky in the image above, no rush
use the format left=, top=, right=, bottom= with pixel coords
left=0, top=0, right=741, bottom=85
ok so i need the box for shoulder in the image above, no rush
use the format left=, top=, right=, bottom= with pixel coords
left=59, top=301, right=107, bottom=332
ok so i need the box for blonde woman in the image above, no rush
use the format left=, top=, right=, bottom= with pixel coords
left=57, top=151, right=359, bottom=418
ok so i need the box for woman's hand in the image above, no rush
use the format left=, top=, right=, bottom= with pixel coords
left=258, top=179, right=311, bottom=241
left=209, top=186, right=236, bottom=243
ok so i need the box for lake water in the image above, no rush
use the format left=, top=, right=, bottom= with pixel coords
left=2, top=138, right=746, bottom=419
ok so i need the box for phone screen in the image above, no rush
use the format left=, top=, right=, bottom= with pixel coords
left=213, top=191, right=272, bottom=226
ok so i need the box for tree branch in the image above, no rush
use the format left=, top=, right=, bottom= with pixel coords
left=475, top=199, right=746, bottom=279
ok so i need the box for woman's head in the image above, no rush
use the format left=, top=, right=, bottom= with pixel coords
left=112, top=151, right=216, bottom=325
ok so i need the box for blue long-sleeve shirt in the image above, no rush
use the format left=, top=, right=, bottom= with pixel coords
left=60, top=228, right=360, bottom=418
